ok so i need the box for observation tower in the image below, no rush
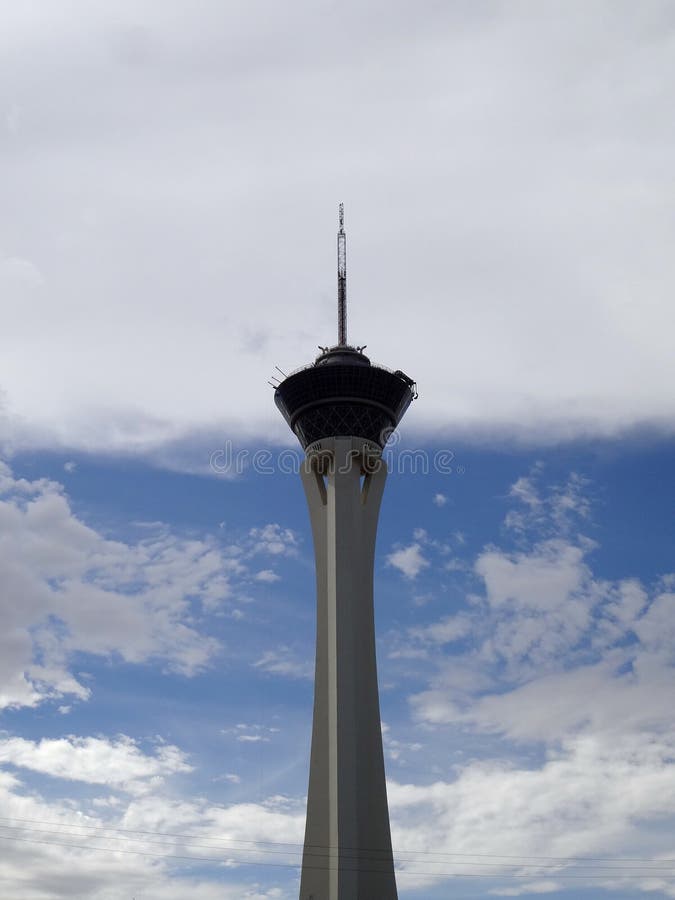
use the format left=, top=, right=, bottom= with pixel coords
left=273, top=206, right=416, bottom=899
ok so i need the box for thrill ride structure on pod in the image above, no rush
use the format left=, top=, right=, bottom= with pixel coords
left=272, top=206, right=417, bottom=900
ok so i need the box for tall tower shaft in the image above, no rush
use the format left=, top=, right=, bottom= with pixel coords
left=274, top=209, right=416, bottom=899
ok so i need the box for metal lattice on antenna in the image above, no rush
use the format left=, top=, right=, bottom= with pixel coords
left=337, top=203, right=347, bottom=345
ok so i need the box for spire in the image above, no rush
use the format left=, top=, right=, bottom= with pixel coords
left=337, top=203, right=347, bottom=346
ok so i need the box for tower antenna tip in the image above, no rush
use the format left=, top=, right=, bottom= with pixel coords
left=337, top=204, right=347, bottom=345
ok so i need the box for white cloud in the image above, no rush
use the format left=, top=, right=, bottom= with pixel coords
left=0, top=256, right=45, bottom=290
left=0, top=763, right=302, bottom=899
left=509, top=474, right=542, bottom=510
left=222, top=723, right=281, bottom=744
left=253, top=646, right=313, bottom=680
left=0, top=461, right=299, bottom=710
left=410, top=473, right=673, bottom=719
left=400, top=471, right=675, bottom=896
left=248, top=525, right=299, bottom=557
left=387, top=543, right=430, bottom=580
left=254, top=569, right=281, bottom=583
left=456, top=656, right=675, bottom=745
left=504, top=469, right=591, bottom=536
left=490, top=881, right=561, bottom=896
left=409, top=614, right=472, bottom=646
left=0, top=734, right=191, bottom=794
left=633, top=589, right=675, bottom=656
left=475, top=538, right=596, bottom=669
left=432, top=493, right=447, bottom=507
left=381, top=724, right=423, bottom=765
left=1, top=3, right=675, bottom=458
left=224, top=773, right=241, bottom=784
left=388, top=720, right=675, bottom=894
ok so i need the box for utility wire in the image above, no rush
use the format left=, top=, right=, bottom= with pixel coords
left=0, top=832, right=674, bottom=880
left=1, top=815, right=673, bottom=867
left=0, top=823, right=674, bottom=873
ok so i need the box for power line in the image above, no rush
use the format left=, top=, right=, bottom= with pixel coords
left=1, top=822, right=674, bottom=873
left=0, top=832, right=674, bottom=881
left=0, top=824, right=675, bottom=872
left=1, top=814, right=673, bottom=866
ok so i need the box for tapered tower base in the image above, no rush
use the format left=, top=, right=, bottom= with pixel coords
left=299, top=437, right=397, bottom=900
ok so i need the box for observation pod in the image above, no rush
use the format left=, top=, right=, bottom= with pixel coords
left=273, top=209, right=417, bottom=900
left=274, top=344, right=416, bottom=452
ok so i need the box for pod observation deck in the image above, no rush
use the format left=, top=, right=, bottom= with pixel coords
left=274, top=345, right=416, bottom=450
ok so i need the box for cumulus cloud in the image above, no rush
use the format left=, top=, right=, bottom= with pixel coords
left=254, top=569, right=282, bottom=583
left=0, top=734, right=191, bottom=795
left=504, top=469, right=591, bottom=538
left=409, top=614, right=473, bottom=646
left=387, top=543, right=430, bottom=580
left=410, top=473, right=674, bottom=717
left=0, top=461, right=289, bottom=710
left=388, top=722, right=675, bottom=895
left=248, top=525, right=300, bottom=557
left=474, top=538, right=597, bottom=673
left=0, top=763, right=302, bottom=899
left=397, top=470, right=675, bottom=896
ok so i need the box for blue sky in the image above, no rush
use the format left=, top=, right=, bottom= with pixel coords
left=2, top=1, right=675, bottom=897
left=1, top=437, right=673, bottom=898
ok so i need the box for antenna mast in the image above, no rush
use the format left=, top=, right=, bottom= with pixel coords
left=337, top=203, right=347, bottom=346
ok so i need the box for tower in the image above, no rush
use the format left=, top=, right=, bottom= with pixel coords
left=274, top=206, right=416, bottom=899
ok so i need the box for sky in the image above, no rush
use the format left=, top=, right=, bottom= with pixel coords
left=1, top=1, right=674, bottom=898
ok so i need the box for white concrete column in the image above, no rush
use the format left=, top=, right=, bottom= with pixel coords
left=299, top=436, right=398, bottom=900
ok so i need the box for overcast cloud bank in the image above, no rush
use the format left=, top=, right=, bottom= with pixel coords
left=2, top=0, right=675, bottom=458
